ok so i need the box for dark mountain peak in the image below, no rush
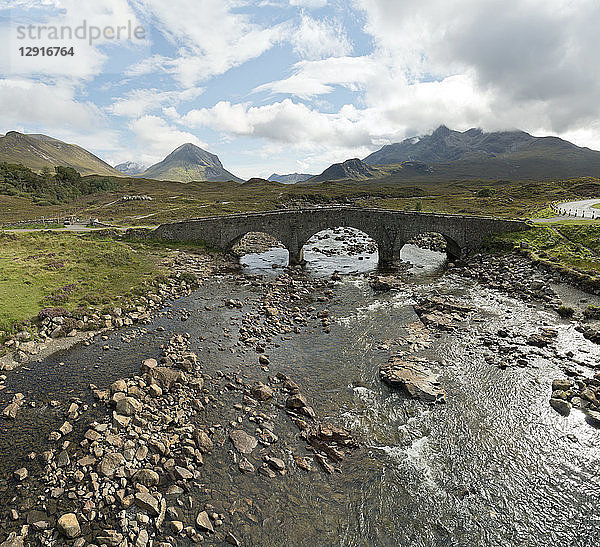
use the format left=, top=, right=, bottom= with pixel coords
left=308, top=157, right=377, bottom=183
left=359, top=125, right=600, bottom=181
left=432, top=125, right=451, bottom=137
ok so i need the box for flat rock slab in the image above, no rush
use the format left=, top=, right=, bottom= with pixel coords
left=229, top=429, right=258, bottom=454
left=196, top=511, right=214, bottom=533
left=380, top=358, right=446, bottom=403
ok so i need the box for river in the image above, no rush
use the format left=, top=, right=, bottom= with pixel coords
left=1, top=228, right=599, bottom=546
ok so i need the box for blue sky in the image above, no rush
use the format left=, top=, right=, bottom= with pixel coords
left=1, top=0, right=599, bottom=179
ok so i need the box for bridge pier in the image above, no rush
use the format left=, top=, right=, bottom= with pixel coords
left=377, top=240, right=397, bottom=267
left=288, top=246, right=305, bottom=266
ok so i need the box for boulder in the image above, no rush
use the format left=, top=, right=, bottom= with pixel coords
left=151, top=367, right=183, bottom=391
left=585, top=409, right=600, bottom=427
left=552, top=379, right=572, bottom=391
left=133, top=469, right=160, bottom=487
left=97, top=452, right=125, bottom=478
left=13, top=468, right=28, bottom=481
left=57, top=513, right=80, bottom=538
left=141, top=358, right=158, bottom=373
left=193, top=429, right=214, bottom=453
left=380, top=358, right=446, bottom=403
left=196, top=511, right=214, bottom=533
left=173, top=466, right=193, bottom=480
left=134, top=492, right=160, bottom=516
left=369, top=276, right=405, bottom=291
left=549, top=398, right=571, bottom=416
left=229, top=429, right=258, bottom=454
left=115, top=396, right=142, bottom=417
left=286, top=394, right=308, bottom=410
left=251, top=383, right=274, bottom=401
left=110, top=379, right=128, bottom=394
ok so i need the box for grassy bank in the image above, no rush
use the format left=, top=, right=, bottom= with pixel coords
left=0, top=231, right=169, bottom=334
left=488, top=223, right=600, bottom=286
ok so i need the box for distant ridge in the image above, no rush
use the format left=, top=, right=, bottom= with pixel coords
left=268, top=172, right=313, bottom=184
left=364, top=126, right=537, bottom=165
left=357, top=126, right=600, bottom=181
left=0, top=131, right=122, bottom=176
left=115, top=161, right=147, bottom=176
left=139, top=143, right=242, bottom=183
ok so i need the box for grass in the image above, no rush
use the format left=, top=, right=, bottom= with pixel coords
left=489, top=224, right=600, bottom=278
left=1, top=222, right=65, bottom=230
left=1, top=174, right=599, bottom=226
left=539, top=218, right=600, bottom=225
left=0, top=231, right=169, bottom=334
left=593, top=203, right=600, bottom=210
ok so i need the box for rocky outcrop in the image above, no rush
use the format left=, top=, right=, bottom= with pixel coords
left=380, top=358, right=446, bottom=403
left=413, top=296, right=473, bottom=331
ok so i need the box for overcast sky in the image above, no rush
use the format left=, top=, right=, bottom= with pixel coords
left=1, top=0, right=599, bottom=178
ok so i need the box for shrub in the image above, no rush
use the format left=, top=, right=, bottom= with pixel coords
left=477, top=187, right=494, bottom=198
left=583, top=305, right=600, bottom=319
left=38, top=307, right=71, bottom=320
left=557, top=305, right=575, bottom=318
left=179, top=271, right=198, bottom=286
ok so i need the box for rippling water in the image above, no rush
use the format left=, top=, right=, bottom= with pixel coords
left=1, top=229, right=600, bottom=546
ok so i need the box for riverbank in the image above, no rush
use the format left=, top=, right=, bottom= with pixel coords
left=0, top=230, right=235, bottom=364
left=2, top=233, right=600, bottom=545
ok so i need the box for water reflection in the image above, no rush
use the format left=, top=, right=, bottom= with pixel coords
left=241, top=228, right=449, bottom=278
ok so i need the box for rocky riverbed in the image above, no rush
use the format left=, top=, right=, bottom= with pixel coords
left=1, top=228, right=600, bottom=546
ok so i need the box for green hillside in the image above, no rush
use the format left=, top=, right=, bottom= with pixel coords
left=0, top=131, right=122, bottom=176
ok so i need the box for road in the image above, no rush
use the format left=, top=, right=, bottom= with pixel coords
left=555, top=198, right=600, bottom=217
left=532, top=198, right=600, bottom=224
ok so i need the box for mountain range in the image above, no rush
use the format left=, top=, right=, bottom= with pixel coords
left=300, top=126, right=600, bottom=183
left=2, top=126, right=600, bottom=184
left=0, top=131, right=122, bottom=176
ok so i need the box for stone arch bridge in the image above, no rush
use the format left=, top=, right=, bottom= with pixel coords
left=153, top=206, right=529, bottom=266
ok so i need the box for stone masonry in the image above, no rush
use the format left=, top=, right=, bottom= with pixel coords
left=153, top=206, right=529, bottom=266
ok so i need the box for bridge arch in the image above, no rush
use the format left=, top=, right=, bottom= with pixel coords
left=396, top=231, right=461, bottom=260
left=300, top=226, right=378, bottom=267
left=228, top=230, right=286, bottom=254
left=297, top=224, right=381, bottom=265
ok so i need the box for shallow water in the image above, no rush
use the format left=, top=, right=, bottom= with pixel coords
left=1, top=228, right=600, bottom=546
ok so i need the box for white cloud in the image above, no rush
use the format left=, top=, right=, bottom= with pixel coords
left=0, top=78, right=124, bottom=159
left=182, top=99, right=377, bottom=161
left=353, top=0, right=600, bottom=137
left=108, top=87, right=204, bottom=118
left=291, top=14, right=352, bottom=60
left=290, top=0, right=327, bottom=7
left=255, top=56, right=378, bottom=98
left=127, top=0, right=289, bottom=86
left=0, top=78, right=103, bottom=129
left=128, top=115, right=206, bottom=164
